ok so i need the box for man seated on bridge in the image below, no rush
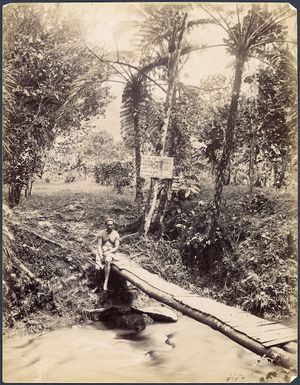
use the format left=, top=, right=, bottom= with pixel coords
left=95, top=217, right=120, bottom=291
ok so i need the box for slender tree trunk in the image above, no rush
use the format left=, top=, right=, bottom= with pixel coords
left=8, top=182, right=22, bottom=208
left=25, top=176, right=34, bottom=197
left=273, top=162, right=278, bottom=188
left=277, top=152, right=287, bottom=188
left=211, top=53, right=246, bottom=228
left=153, top=179, right=173, bottom=236
left=143, top=178, right=160, bottom=235
left=29, top=180, right=33, bottom=196
left=133, top=110, right=144, bottom=203
left=249, top=128, right=256, bottom=193
left=153, top=89, right=178, bottom=235
left=142, top=13, right=187, bottom=236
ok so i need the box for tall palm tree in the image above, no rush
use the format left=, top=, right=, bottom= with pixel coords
left=121, top=74, right=162, bottom=203
left=199, top=3, right=296, bottom=228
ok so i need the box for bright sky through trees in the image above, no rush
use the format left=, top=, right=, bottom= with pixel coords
left=51, top=2, right=296, bottom=141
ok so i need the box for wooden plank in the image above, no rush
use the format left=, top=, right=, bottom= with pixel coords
left=237, top=321, right=279, bottom=328
left=180, top=297, right=230, bottom=310
left=251, top=325, right=295, bottom=336
left=262, top=336, right=297, bottom=347
left=235, top=321, right=284, bottom=329
left=222, top=318, right=261, bottom=327
left=236, top=324, right=288, bottom=334
left=252, top=329, right=296, bottom=341
left=225, top=317, right=272, bottom=328
left=256, top=335, right=297, bottom=346
left=228, top=321, right=273, bottom=332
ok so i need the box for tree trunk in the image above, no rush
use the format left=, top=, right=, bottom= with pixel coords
left=8, top=182, right=22, bottom=208
left=277, top=152, right=288, bottom=188
left=152, top=90, right=178, bottom=235
left=249, top=128, right=256, bottom=193
left=273, top=162, right=278, bottom=187
left=25, top=177, right=34, bottom=197
left=142, top=178, right=160, bottom=235
left=133, top=110, right=144, bottom=203
left=142, top=13, right=187, bottom=236
left=153, top=179, right=173, bottom=236
left=211, top=53, right=246, bottom=228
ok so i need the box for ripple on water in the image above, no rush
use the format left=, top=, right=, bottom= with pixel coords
left=3, top=316, right=294, bottom=383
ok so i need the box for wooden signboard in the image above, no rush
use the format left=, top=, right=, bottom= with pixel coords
left=140, top=155, right=174, bottom=179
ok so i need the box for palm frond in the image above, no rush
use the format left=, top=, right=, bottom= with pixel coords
left=120, top=74, right=163, bottom=151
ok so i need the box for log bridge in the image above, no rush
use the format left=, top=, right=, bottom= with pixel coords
left=111, top=254, right=297, bottom=370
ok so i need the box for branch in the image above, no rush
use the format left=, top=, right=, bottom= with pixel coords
left=111, top=59, right=167, bottom=93
left=212, top=5, right=239, bottom=44
left=247, top=54, right=294, bottom=78
left=178, top=52, right=190, bottom=73
left=199, top=4, right=233, bottom=39
left=18, top=225, right=71, bottom=249
left=80, top=29, right=128, bottom=82
left=250, top=39, right=297, bottom=50
left=18, top=224, right=96, bottom=268
left=251, top=13, right=296, bottom=49
left=189, top=44, right=229, bottom=52
left=119, top=62, right=132, bottom=80
left=13, top=255, right=46, bottom=287
left=139, top=44, right=211, bottom=75
left=81, top=33, right=167, bottom=94
left=104, top=79, right=127, bottom=85
left=244, top=4, right=260, bottom=45
left=187, top=18, right=216, bottom=28
left=247, top=8, right=294, bottom=49
left=120, top=232, right=140, bottom=243
left=188, top=84, right=228, bottom=92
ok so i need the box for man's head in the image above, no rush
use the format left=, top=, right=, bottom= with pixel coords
left=105, top=218, right=114, bottom=233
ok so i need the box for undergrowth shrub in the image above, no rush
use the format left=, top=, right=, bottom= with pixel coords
left=161, top=189, right=297, bottom=318
left=94, top=161, right=133, bottom=193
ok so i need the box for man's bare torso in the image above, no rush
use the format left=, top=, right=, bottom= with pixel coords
left=100, top=229, right=119, bottom=252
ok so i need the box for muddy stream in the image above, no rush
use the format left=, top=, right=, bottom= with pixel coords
left=3, top=314, right=294, bottom=383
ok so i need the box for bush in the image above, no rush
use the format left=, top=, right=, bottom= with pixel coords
left=64, top=173, right=76, bottom=183
left=94, top=161, right=133, bottom=193
left=162, top=189, right=297, bottom=318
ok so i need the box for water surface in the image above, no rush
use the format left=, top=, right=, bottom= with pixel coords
left=3, top=315, right=293, bottom=383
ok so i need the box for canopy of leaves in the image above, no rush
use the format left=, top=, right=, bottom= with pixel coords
left=3, top=4, right=112, bottom=205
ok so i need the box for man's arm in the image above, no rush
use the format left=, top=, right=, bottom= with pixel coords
left=110, top=233, right=120, bottom=253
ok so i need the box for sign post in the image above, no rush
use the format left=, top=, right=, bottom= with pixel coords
left=140, top=155, right=174, bottom=180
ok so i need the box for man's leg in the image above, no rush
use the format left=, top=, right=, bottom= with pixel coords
left=92, top=249, right=103, bottom=293
left=103, top=252, right=112, bottom=291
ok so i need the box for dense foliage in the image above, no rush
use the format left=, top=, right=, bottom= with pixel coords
left=149, top=185, right=297, bottom=318
left=44, top=126, right=129, bottom=182
left=3, top=4, right=111, bottom=206
left=94, top=161, right=134, bottom=193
